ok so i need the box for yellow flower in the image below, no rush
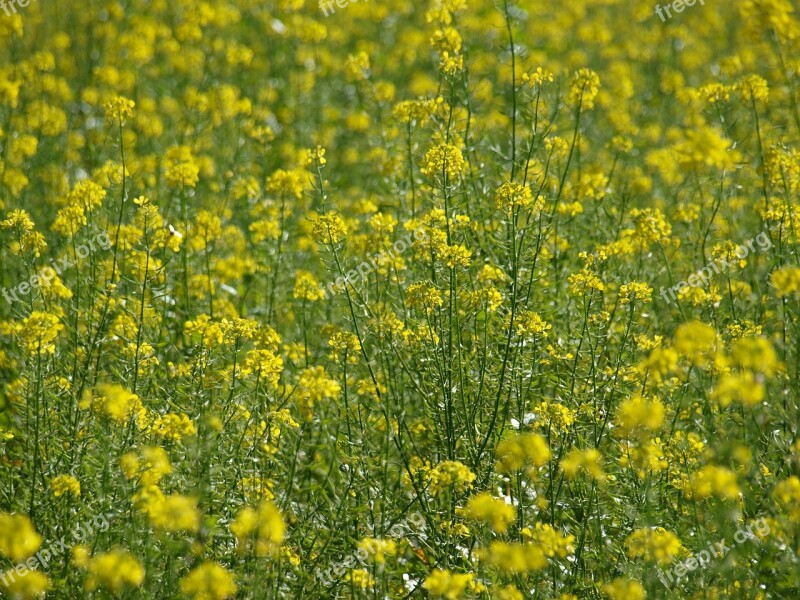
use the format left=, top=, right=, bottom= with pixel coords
left=532, top=401, right=576, bottom=433
left=72, top=545, right=90, bottom=569
left=494, top=586, right=524, bottom=600
left=479, top=541, right=549, bottom=573
left=189, top=210, right=223, bottom=251
left=478, top=264, right=507, bottom=284
left=496, top=433, right=551, bottom=474
left=771, top=266, right=800, bottom=296
left=615, top=395, right=665, bottom=437
left=568, top=269, right=605, bottom=295
left=357, top=538, right=397, bottom=564
left=103, top=95, right=135, bottom=123
left=620, top=439, right=668, bottom=478
left=293, top=270, right=325, bottom=301
left=522, top=67, right=555, bottom=88
left=521, top=523, right=575, bottom=557
left=494, top=182, right=534, bottom=212
left=0, top=514, right=41, bottom=562
left=306, top=145, right=327, bottom=167
left=120, top=446, right=172, bottom=486
left=560, top=448, right=606, bottom=482
left=84, top=549, right=145, bottom=593
left=91, top=384, right=143, bottom=423
left=240, top=349, right=284, bottom=386
left=151, top=413, right=197, bottom=441
left=773, top=476, right=800, bottom=520
left=312, top=214, right=348, bottom=245
left=266, top=169, right=305, bottom=199
left=673, top=321, right=718, bottom=366
left=180, top=562, right=237, bottom=600
left=568, top=68, right=601, bottom=111
left=422, top=569, right=476, bottom=599
left=460, top=492, right=516, bottom=533
left=619, top=282, right=653, bottom=305
left=295, top=366, right=341, bottom=418
left=1, top=569, right=51, bottom=600
left=602, top=578, right=645, bottom=600
left=133, top=485, right=165, bottom=520
left=406, top=281, right=444, bottom=312
left=712, top=372, right=765, bottom=407
left=625, top=527, right=682, bottom=565
left=627, top=207, right=672, bottom=249
left=165, top=162, right=200, bottom=188
left=148, top=494, right=202, bottom=533
left=50, top=474, right=81, bottom=498
left=420, top=143, right=465, bottom=180
left=514, top=311, right=551, bottom=338
left=640, top=347, right=678, bottom=379
left=689, top=465, right=741, bottom=501
left=441, top=244, right=472, bottom=268
left=429, top=460, right=476, bottom=496
left=15, top=312, right=64, bottom=355
left=0, top=209, right=35, bottom=232
left=230, top=500, right=285, bottom=557
left=344, top=51, right=371, bottom=82
left=731, top=337, right=779, bottom=376
left=392, top=97, right=443, bottom=124
left=430, top=27, right=462, bottom=54
left=739, top=74, right=769, bottom=105
left=344, top=568, right=375, bottom=589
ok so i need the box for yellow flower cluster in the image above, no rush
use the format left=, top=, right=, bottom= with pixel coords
left=496, top=433, right=551, bottom=474
left=689, top=465, right=741, bottom=501
left=49, top=474, right=81, bottom=498
left=230, top=500, right=285, bottom=557
left=614, top=395, right=665, bottom=437
left=80, top=548, right=145, bottom=593
left=625, top=527, right=683, bottom=566
left=560, top=448, right=606, bottom=482
left=313, top=214, right=348, bottom=245
left=89, top=383, right=143, bottom=423
left=429, top=460, right=477, bottom=496
left=423, top=569, right=482, bottom=599
left=180, top=562, right=238, bottom=600
left=0, top=513, right=42, bottom=562
left=2, top=0, right=800, bottom=597
left=532, top=401, right=576, bottom=433
left=357, top=537, right=397, bottom=563
left=459, top=492, right=516, bottom=533
left=420, top=143, right=465, bottom=180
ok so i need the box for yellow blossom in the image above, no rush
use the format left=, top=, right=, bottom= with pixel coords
left=180, top=562, right=237, bottom=600
left=496, top=433, right=551, bottom=474
left=625, top=527, right=682, bottom=566
left=50, top=474, right=81, bottom=498
left=0, top=514, right=41, bottom=562
left=230, top=500, right=285, bottom=557
left=84, top=549, right=145, bottom=593
left=459, top=492, right=516, bottom=533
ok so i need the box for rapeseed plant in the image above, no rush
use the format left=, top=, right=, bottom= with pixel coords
left=1, top=0, right=800, bottom=597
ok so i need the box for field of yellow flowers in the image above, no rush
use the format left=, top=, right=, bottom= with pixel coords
left=1, top=0, right=800, bottom=598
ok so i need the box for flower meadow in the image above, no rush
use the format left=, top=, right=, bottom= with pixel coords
left=1, top=0, right=800, bottom=598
